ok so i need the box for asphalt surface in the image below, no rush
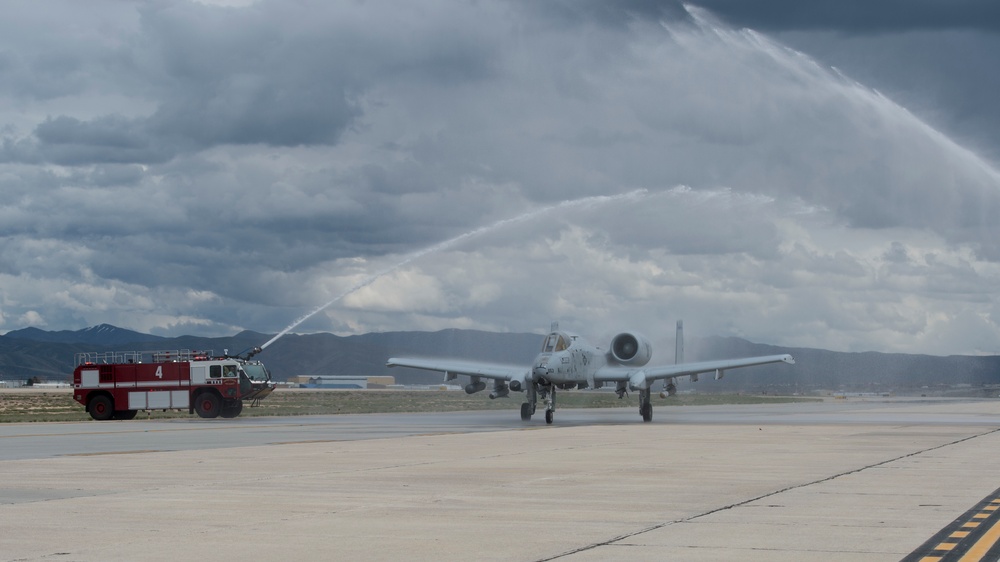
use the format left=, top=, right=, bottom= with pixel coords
left=2, top=397, right=999, bottom=561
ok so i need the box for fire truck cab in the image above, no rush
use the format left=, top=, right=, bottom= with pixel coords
left=72, top=349, right=275, bottom=420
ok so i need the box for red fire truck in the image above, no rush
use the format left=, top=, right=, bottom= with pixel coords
left=72, top=348, right=275, bottom=420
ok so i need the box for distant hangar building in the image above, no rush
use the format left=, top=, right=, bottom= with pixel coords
left=288, top=376, right=395, bottom=389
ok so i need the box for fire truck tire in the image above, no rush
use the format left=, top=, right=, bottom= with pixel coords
left=194, top=391, right=222, bottom=418
left=220, top=399, right=243, bottom=418
left=114, top=410, right=138, bottom=420
left=88, top=395, right=114, bottom=421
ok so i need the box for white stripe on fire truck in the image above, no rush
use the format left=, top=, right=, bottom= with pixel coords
left=74, top=381, right=193, bottom=390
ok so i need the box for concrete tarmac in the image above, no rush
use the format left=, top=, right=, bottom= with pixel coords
left=1, top=397, right=999, bottom=561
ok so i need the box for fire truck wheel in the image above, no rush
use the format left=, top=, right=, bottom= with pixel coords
left=220, top=399, right=244, bottom=418
left=88, top=395, right=114, bottom=421
left=194, top=392, right=222, bottom=419
left=113, top=410, right=138, bottom=420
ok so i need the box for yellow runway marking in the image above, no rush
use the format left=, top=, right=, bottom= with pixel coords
left=958, top=518, right=1000, bottom=562
left=905, top=486, right=1000, bottom=562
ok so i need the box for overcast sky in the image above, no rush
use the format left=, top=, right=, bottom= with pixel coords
left=2, top=0, right=999, bottom=356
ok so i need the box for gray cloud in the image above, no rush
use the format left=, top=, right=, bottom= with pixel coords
left=693, top=0, right=1000, bottom=33
left=0, top=0, right=998, bottom=355
left=3, top=0, right=502, bottom=165
left=29, top=115, right=167, bottom=165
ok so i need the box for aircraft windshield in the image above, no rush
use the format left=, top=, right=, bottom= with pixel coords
left=241, top=363, right=271, bottom=382
left=541, top=333, right=569, bottom=353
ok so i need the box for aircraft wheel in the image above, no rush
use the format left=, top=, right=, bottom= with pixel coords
left=545, top=410, right=553, bottom=424
left=641, top=402, right=652, bottom=423
left=520, top=402, right=532, bottom=421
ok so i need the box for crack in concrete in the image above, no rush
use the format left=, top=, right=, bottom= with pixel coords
left=536, top=427, right=1000, bottom=561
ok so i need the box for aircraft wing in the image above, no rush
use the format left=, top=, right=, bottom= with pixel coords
left=594, top=354, right=794, bottom=386
left=386, top=357, right=528, bottom=381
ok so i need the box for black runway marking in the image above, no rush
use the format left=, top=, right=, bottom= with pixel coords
left=902, top=486, right=1000, bottom=562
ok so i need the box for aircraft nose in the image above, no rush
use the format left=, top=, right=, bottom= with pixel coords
left=532, top=360, right=551, bottom=380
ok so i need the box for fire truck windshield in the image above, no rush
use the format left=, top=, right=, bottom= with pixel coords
left=241, top=363, right=270, bottom=382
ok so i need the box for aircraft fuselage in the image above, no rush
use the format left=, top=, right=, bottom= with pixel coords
left=530, top=334, right=605, bottom=387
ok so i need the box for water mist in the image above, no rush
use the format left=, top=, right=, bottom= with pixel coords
left=260, top=189, right=647, bottom=350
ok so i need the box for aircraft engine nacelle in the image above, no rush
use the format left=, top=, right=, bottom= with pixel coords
left=508, top=372, right=528, bottom=393
left=608, top=332, right=653, bottom=366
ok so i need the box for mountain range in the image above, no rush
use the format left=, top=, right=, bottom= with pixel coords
left=1, top=324, right=998, bottom=395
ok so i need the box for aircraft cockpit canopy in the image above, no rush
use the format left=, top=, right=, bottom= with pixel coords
left=542, top=332, right=571, bottom=353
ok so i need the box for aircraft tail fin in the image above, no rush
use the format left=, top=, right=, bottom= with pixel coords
left=676, top=319, right=697, bottom=384
left=675, top=320, right=684, bottom=364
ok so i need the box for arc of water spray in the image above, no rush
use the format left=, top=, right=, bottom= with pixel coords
left=259, top=188, right=648, bottom=350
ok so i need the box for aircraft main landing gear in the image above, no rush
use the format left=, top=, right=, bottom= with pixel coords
left=521, top=384, right=539, bottom=421
left=639, top=389, right=652, bottom=422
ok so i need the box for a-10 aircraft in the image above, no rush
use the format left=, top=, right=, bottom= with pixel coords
left=387, top=321, right=795, bottom=424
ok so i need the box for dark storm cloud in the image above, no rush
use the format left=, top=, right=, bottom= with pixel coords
left=2, top=1, right=500, bottom=166
left=3, top=0, right=1000, bottom=353
left=0, top=48, right=91, bottom=100
left=30, top=115, right=168, bottom=165
left=84, top=164, right=146, bottom=187
left=519, top=0, right=690, bottom=28
left=512, top=0, right=1000, bottom=34
left=692, top=0, right=1000, bottom=33
left=137, top=0, right=501, bottom=152
left=136, top=2, right=361, bottom=150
